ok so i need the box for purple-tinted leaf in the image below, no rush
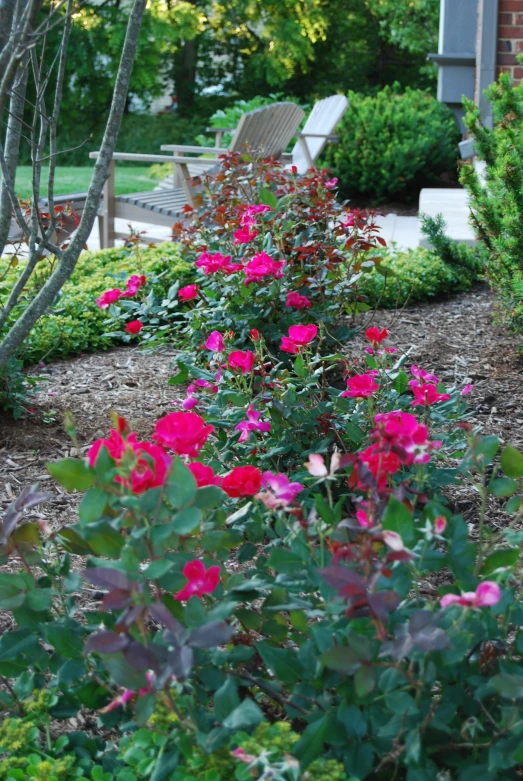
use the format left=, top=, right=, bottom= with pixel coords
left=84, top=630, right=129, bottom=655
left=319, top=565, right=365, bottom=591
left=380, top=625, right=413, bottom=661
left=84, top=567, right=132, bottom=592
left=163, top=623, right=189, bottom=649
left=339, top=583, right=367, bottom=599
left=410, top=610, right=449, bottom=652
left=149, top=601, right=181, bottom=631
left=0, top=484, right=53, bottom=544
left=124, top=641, right=160, bottom=673
left=189, top=621, right=233, bottom=649
left=0, top=508, right=22, bottom=546
left=367, top=590, right=400, bottom=619
left=102, top=588, right=133, bottom=611
left=168, top=645, right=194, bottom=680
left=115, top=605, right=144, bottom=632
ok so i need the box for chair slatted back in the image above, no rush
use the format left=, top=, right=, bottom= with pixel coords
left=228, top=102, right=305, bottom=158
left=291, top=95, right=349, bottom=174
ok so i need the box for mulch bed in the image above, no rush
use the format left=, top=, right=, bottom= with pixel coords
left=1, top=282, right=522, bottom=537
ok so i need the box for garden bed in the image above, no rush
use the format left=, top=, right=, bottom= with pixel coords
left=2, top=284, right=521, bottom=535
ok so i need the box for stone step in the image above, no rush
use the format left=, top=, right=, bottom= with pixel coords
left=418, top=188, right=476, bottom=246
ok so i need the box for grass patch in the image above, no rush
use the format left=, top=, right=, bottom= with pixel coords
left=13, top=165, right=160, bottom=199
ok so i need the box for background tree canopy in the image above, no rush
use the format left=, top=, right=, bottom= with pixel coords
left=22, top=0, right=440, bottom=165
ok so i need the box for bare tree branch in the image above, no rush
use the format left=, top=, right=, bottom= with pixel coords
left=46, top=0, right=73, bottom=242
left=0, top=54, right=29, bottom=256
left=0, top=0, right=148, bottom=367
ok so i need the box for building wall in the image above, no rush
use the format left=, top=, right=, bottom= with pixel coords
left=498, top=0, right=523, bottom=83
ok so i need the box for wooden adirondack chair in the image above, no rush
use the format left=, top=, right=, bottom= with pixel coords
left=284, top=94, right=349, bottom=174
left=91, top=102, right=304, bottom=248
left=159, top=94, right=349, bottom=184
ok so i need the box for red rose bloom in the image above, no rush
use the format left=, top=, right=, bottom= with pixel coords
left=188, top=461, right=222, bottom=488
left=153, top=411, right=214, bottom=457
left=222, top=465, right=262, bottom=497
left=125, top=319, right=143, bottom=335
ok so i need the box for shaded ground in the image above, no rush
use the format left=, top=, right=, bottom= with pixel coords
left=0, top=346, right=186, bottom=532
left=1, top=283, right=522, bottom=535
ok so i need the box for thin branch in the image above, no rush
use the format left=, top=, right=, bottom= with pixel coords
left=0, top=0, right=148, bottom=368
left=36, top=134, right=91, bottom=163
left=46, top=0, right=73, bottom=241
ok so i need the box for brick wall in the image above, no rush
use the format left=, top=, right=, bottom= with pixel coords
left=498, top=0, right=523, bottom=83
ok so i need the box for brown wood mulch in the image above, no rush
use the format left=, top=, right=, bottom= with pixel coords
left=0, top=282, right=522, bottom=538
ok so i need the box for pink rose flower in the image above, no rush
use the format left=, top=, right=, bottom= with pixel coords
left=324, top=177, right=338, bottom=189
left=96, top=288, right=123, bottom=309
left=382, top=530, right=404, bottom=551
left=174, top=560, right=221, bottom=601
left=222, top=465, right=263, bottom=497
left=441, top=581, right=501, bottom=609
left=234, top=227, right=258, bottom=244
left=373, top=410, right=441, bottom=465
left=365, top=327, right=388, bottom=347
left=256, top=471, right=303, bottom=509
left=182, top=384, right=199, bottom=410
left=153, top=411, right=214, bottom=457
left=235, top=404, right=271, bottom=443
left=129, top=442, right=172, bottom=494
left=178, top=284, right=200, bottom=301
left=411, top=383, right=451, bottom=407
left=411, top=365, right=439, bottom=384
left=195, top=252, right=242, bottom=275
left=434, top=516, right=447, bottom=535
left=288, top=324, right=318, bottom=346
left=88, top=430, right=171, bottom=495
left=243, top=252, right=285, bottom=285
left=281, top=323, right=318, bottom=353
left=356, top=509, right=372, bottom=528
left=304, top=454, right=328, bottom=477
left=205, top=331, right=225, bottom=352
left=188, top=461, right=222, bottom=488
left=286, top=291, right=312, bottom=309
left=231, top=748, right=258, bottom=764
left=280, top=336, right=300, bottom=355
left=125, top=319, right=144, bottom=335
left=228, top=350, right=255, bottom=374
left=122, top=274, right=147, bottom=298
left=100, top=672, right=154, bottom=713
left=342, top=373, right=379, bottom=399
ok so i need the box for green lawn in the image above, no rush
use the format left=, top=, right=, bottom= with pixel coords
left=14, top=165, right=159, bottom=199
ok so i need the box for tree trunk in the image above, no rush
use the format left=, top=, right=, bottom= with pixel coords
left=0, top=0, right=148, bottom=369
left=173, top=34, right=199, bottom=115
left=0, top=57, right=29, bottom=259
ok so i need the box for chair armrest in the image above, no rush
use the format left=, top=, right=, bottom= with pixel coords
left=89, top=151, right=216, bottom=167
left=295, top=132, right=339, bottom=142
left=206, top=127, right=234, bottom=134
left=89, top=151, right=186, bottom=163
left=160, top=144, right=228, bottom=155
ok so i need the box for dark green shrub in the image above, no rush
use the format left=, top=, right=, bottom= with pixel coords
left=460, top=73, right=523, bottom=337
left=0, top=243, right=193, bottom=366
left=325, top=85, right=460, bottom=202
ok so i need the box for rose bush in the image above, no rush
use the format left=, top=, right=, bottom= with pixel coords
left=100, top=153, right=387, bottom=353
left=2, top=316, right=523, bottom=780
